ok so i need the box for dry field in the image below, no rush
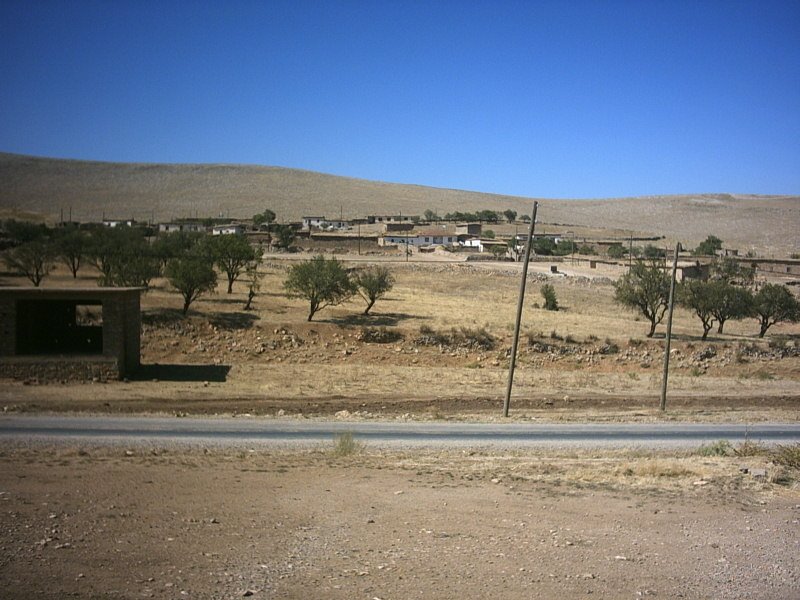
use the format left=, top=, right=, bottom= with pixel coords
left=1, top=443, right=798, bottom=600
left=2, top=256, right=798, bottom=421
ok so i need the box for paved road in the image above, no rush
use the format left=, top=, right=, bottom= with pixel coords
left=1, top=415, right=799, bottom=448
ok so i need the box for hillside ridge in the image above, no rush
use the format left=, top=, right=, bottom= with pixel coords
left=1, top=152, right=797, bottom=253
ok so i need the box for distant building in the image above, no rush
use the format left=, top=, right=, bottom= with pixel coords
left=302, top=217, right=349, bottom=231
left=302, top=216, right=327, bottom=230
left=456, top=223, right=482, bottom=237
left=367, top=215, right=419, bottom=224
left=103, top=219, right=136, bottom=228
left=378, top=228, right=458, bottom=247
left=211, top=224, right=245, bottom=236
left=159, top=222, right=205, bottom=234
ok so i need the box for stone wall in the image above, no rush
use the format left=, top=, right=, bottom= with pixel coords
left=0, top=356, right=119, bottom=382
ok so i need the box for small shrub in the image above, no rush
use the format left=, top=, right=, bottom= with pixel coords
left=599, top=339, right=620, bottom=354
left=689, top=366, right=704, bottom=377
left=628, top=338, right=644, bottom=347
left=771, top=444, right=800, bottom=469
left=754, top=370, right=774, bottom=381
left=564, top=334, right=577, bottom=344
left=696, top=440, right=732, bottom=457
left=768, top=336, right=788, bottom=351
left=550, top=330, right=563, bottom=341
left=541, top=284, right=559, bottom=311
left=332, top=432, right=363, bottom=457
left=357, top=326, right=403, bottom=344
left=734, top=440, right=769, bottom=457
left=586, top=334, right=599, bottom=342
left=416, top=325, right=495, bottom=350
left=627, top=372, right=639, bottom=380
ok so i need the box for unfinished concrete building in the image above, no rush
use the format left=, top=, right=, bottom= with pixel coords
left=0, top=287, right=143, bottom=381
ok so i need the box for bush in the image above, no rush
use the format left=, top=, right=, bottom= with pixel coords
left=696, top=440, right=732, bottom=456
left=416, top=325, right=495, bottom=350
left=541, top=284, right=559, bottom=311
left=357, top=326, right=403, bottom=344
left=284, top=255, right=355, bottom=321
left=332, top=432, right=363, bottom=457
left=772, top=444, right=800, bottom=469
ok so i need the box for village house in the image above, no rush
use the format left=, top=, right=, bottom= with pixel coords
left=158, top=222, right=205, bottom=234
left=102, top=218, right=136, bottom=228
left=211, top=224, right=245, bottom=235
left=378, top=228, right=458, bottom=248
left=367, top=214, right=419, bottom=224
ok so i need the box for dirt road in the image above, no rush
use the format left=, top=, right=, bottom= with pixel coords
left=1, top=445, right=798, bottom=599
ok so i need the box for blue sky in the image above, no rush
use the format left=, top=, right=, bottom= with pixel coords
left=1, top=0, right=799, bottom=198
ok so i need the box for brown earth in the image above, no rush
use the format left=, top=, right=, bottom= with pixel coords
left=0, top=445, right=798, bottom=600
left=1, top=152, right=798, bottom=255
left=2, top=260, right=799, bottom=421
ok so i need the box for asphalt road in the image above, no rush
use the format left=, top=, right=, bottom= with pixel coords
left=1, top=415, right=799, bottom=448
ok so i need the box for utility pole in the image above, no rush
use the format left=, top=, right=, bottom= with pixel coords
left=358, top=222, right=361, bottom=256
left=503, top=201, right=538, bottom=418
left=660, top=243, right=680, bottom=412
left=629, top=233, right=633, bottom=271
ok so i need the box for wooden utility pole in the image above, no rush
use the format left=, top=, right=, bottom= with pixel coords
left=503, top=201, right=538, bottom=417
left=660, top=243, right=680, bottom=411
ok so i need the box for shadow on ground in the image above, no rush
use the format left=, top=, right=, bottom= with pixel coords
left=208, top=312, right=259, bottom=330
left=133, top=364, right=231, bottom=383
left=327, top=312, right=424, bottom=327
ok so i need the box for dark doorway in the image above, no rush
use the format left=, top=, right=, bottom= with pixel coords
left=16, top=300, right=103, bottom=355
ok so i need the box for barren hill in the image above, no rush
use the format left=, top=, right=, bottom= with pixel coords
left=0, top=153, right=797, bottom=254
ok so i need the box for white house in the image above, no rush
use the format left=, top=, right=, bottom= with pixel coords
left=159, top=222, right=205, bottom=234
left=102, top=219, right=136, bottom=228
left=378, top=229, right=458, bottom=247
left=212, top=224, right=245, bottom=236
left=302, top=216, right=327, bottom=230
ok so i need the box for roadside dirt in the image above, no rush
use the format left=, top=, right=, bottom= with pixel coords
left=0, top=445, right=797, bottom=600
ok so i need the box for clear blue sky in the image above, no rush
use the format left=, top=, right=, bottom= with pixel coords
left=1, top=0, right=799, bottom=198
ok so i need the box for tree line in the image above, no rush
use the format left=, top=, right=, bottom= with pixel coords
left=614, top=256, right=799, bottom=339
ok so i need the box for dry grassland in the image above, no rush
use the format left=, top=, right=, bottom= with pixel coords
left=2, top=257, right=798, bottom=420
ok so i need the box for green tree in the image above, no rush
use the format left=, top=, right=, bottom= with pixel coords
left=165, top=254, right=218, bottom=315
left=578, top=244, right=594, bottom=255
left=2, top=219, right=50, bottom=244
left=643, top=244, right=665, bottom=259
left=87, top=226, right=159, bottom=286
left=555, top=239, right=577, bottom=256
left=488, top=244, right=507, bottom=259
left=607, top=244, right=627, bottom=259
left=3, top=240, right=56, bottom=286
left=272, top=224, right=296, bottom=249
left=614, top=259, right=671, bottom=337
left=423, top=209, right=439, bottom=222
left=752, top=284, right=800, bottom=338
left=503, top=209, right=517, bottom=223
left=541, top=283, right=559, bottom=311
left=243, top=258, right=263, bottom=310
left=253, top=209, right=276, bottom=226
left=532, top=237, right=556, bottom=256
left=209, top=234, right=257, bottom=293
left=152, top=231, right=204, bottom=268
left=710, top=257, right=754, bottom=285
left=284, top=255, right=355, bottom=321
left=483, top=229, right=496, bottom=239
left=678, top=280, right=718, bottom=339
left=708, top=281, right=753, bottom=333
left=353, top=266, right=395, bottom=315
left=54, top=228, right=87, bottom=278
left=477, top=210, right=499, bottom=223
left=694, top=235, right=723, bottom=256
left=519, top=214, right=531, bottom=223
